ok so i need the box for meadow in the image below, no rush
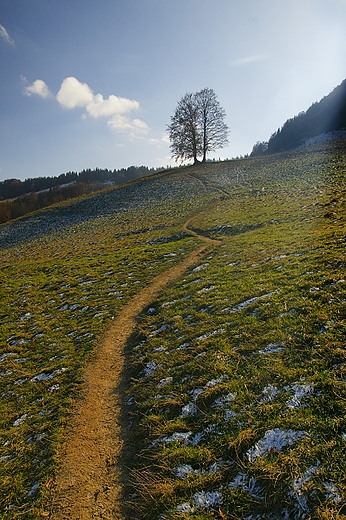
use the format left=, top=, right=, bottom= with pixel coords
left=0, top=140, right=345, bottom=519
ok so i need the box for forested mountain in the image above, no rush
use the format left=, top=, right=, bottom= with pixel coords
left=0, top=165, right=162, bottom=201
left=251, top=79, right=346, bottom=155
left=0, top=165, right=163, bottom=224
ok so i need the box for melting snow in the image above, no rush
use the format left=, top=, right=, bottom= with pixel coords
left=162, top=300, right=178, bottom=307
left=195, top=328, right=225, bottom=342
left=27, top=482, right=39, bottom=497
left=193, top=490, right=223, bottom=509
left=286, top=384, right=314, bottom=409
left=151, top=431, right=192, bottom=446
left=192, top=263, right=209, bottom=272
left=247, top=429, right=308, bottom=462
left=157, top=377, right=172, bottom=388
left=213, top=393, right=236, bottom=407
left=177, top=490, right=223, bottom=512
left=223, top=292, right=274, bottom=313
left=289, top=462, right=320, bottom=515
left=0, top=353, right=17, bottom=363
left=197, top=285, right=215, bottom=294
left=13, top=414, right=27, bottom=427
left=176, top=502, right=194, bottom=513
left=225, top=410, right=237, bottom=422
left=142, top=361, right=160, bottom=377
left=258, top=343, right=285, bottom=355
left=206, top=375, right=228, bottom=388
left=181, top=402, right=197, bottom=416
left=175, top=464, right=200, bottom=479
left=261, top=385, right=280, bottom=402
left=229, top=473, right=263, bottom=498
left=324, top=482, right=342, bottom=504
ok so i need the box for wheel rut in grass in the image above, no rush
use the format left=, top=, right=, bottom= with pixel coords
left=48, top=214, right=220, bottom=519
left=187, top=172, right=230, bottom=196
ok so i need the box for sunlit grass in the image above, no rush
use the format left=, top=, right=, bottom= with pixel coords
left=122, top=141, right=346, bottom=519
left=0, top=140, right=345, bottom=518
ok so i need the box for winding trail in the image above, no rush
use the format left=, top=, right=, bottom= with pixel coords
left=49, top=213, right=220, bottom=519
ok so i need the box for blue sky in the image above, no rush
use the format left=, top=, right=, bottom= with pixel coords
left=0, top=0, right=345, bottom=181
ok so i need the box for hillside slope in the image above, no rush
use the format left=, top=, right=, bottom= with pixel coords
left=0, top=139, right=345, bottom=519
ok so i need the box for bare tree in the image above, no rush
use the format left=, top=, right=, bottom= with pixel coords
left=196, top=88, right=229, bottom=162
left=167, top=88, right=229, bottom=164
left=167, top=92, right=201, bottom=164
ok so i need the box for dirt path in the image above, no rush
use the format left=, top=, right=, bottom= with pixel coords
left=48, top=215, right=220, bottom=519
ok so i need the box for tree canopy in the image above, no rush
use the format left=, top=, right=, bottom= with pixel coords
left=167, top=88, right=229, bottom=164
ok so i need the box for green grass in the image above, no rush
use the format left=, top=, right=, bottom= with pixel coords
left=0, top=140, right=345, bottom=518
left=121, top=141, right=346, bottom=519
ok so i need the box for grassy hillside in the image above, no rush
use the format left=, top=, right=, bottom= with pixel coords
left=0, top=139, right=345, bottom=518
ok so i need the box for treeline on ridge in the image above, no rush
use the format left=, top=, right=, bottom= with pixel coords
left=0, top=165, right=161, bottom=224
left=251, top=78, right=346, bottom=156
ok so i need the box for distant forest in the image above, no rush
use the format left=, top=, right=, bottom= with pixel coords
left=251, top=79, right=346, bottom=156
left=0, top=165, right=161, bottom=224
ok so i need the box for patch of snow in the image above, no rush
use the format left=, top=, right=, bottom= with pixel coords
left=30, top=372, right=54, bottom=382
left=175, top=464, right=200, bottom=479
left=225, top=410, right=237, bottom=422
left=142, top=361, right=160, bottom=377
left=0, top=455, right=12, bottom=462
left=206, top=374, right=228, bottom=388
left=27, top=482, right=39, bottom=497
left=247, top=428, right=308, bottom=462
left=13, top=414, right=27, bottom=427
left=0, top=353, right=17, bottom=363
left=195, top=328, right=225, bottom=342
left=301, top=130, right=346, bottom=148
left=261, top=385, right=279, bottom=402
left=324, top=482, right=342, bottom=504
left=191, top=432, right=203, bottom=445
left=192, top=263, right=209, bottom=272
left=193, top=490, right=223, bottom=509
left=21, top=312, right=33, bottom=321
left=182, top=402, right=197, bottom=416
left=286, top=383, right=314, bottom=409
left=151, top=431, right=192, bottom=446
left=289, top=462, right=320, bottom=516
left=157, top=377, right=172, bottom=388
left=258, top=343, right=285, bottom=355
left=223, top=292, right=274, bottom=313
left=176, top=502, right=194, bottom=513
left=26, top=432, right=47, bottom=444
left=189, top=388, right=204, bottom=400
left=229, top=473, right=263, bottom=498
left=197, top=285, right=215, bottom=294
left=153, top=346, right=166, bottom=352
left=213, top=393, right=236, bottom=408
left=162, top=300, right=178, bottom=307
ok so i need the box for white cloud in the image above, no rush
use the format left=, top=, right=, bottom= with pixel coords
left=24, top=79, right=52, bottom=98
left=107, top=114, right=148, bottom=134
left=86, top=93, right=139, bottom=118
left=57, top=77, right=94, bottom=109
left=0, top=24, right=15, bottom=46
left=230, top=54, right=268, bottom=66
left=22, top=75, right=148, bottom=136
left=56, top=76, right=146, bottom=135
left=162, top=132, right=170, bottom=144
